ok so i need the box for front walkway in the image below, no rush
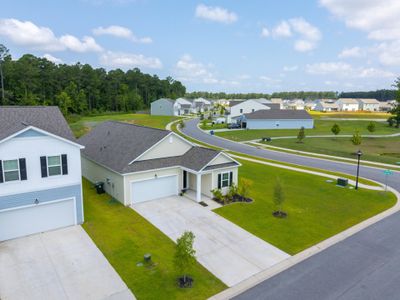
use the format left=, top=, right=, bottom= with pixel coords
left=132, top=196, right=290, bottom=287
left=0, top=226, right=135, bottom=300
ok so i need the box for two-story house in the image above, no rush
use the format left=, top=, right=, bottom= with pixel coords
left=337, top=98, right=359, bottom=111
left=357, top=98, right=380, bottom=111
left=0, top=106, right=84, bottom=241
left=227, top=99, right=270, bottom=123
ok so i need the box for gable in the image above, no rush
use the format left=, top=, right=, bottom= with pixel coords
left=208, top=153, right=233, bottom=166
left=137, top=133, right=192, bottom=161
left=14, top=129, right=46, bottom=138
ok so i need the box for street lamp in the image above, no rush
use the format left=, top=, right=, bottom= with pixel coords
left=355, top=150, right=363, bottom=190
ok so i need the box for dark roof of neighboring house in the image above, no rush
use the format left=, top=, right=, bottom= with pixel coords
left=0, top=106, right=77, bottom=142
left=79, top=121, right=237, bottom=174
left=229, top=100, right=243, bottom=107
left=79, top=121, right=170, bottom=173
left=125, top=146, right=226, bottom=173
left=244, top=109, right=313, bottom=120
left=263, top=103, right=281, bottom=110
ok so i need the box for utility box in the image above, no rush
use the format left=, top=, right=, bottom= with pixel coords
left=337, top=178, right=348, bottom=187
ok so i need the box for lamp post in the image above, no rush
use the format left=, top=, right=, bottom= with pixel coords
left=355, top=150, right=362, bottom=190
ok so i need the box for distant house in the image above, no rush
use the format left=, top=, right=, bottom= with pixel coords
left=337, top=98, right=359, bottom=111
left=357, top=98, right=380, bottom=111
left=379, top=101, right=395, bottom=112
left=304, top=100, right=317, bottom=111
left=227, top=99, right=270, bottom=120
left=175, top=98, right=193, bottom=114
left=314, top=100, right=339, bottom=112
left=240, top=109, right=314, bottom=129
left=193, top=98, right=212, bottom=113
left=270, top=98, right=283, bottom=109
left=285, top=99, right=305, bottom=110
left=151, top=98, right=179, bottom=116
left=264, top=103, right=281, bottom=110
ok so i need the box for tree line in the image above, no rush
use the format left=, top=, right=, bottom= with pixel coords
left=338, top=89, right=396, bottom=101
left=0, top=44, right=186, bottom=115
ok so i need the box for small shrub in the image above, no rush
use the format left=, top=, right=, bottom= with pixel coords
left=226, top=183, right=238, bottom=200
left=238, top=178, right=252, bottom=199
left=351, top=130, right=362, bottom=145
left=387, top=117, right=394, bottom=127
left=367, top=122, right=376, bottom=133
left=179, top=120, right=185, bottom=129
left=211, top=188, right=223, bottom=202
left=331, top=123, right=341, bottom=135
left=297, top=127, right=306, bottom=143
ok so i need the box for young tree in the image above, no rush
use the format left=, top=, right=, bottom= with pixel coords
left=238, top=178, right=252, bottom=199
left=367, top=121, right=376, bottom=133
left=179, top=119, right=185, bottom=129
left=351, top=130, right=362, bottom=145
left=390, top=77, right=400, bottom=128
left=273, top=178, right=286, bottom=217
left=174, top=231, right=196, bottom=286
left=297, top=126, right=306, bottom=143
left=331, top=123, right=341, bottom=135
left=0, top=44, right=9, bottom=104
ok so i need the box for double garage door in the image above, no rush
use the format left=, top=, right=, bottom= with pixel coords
left=0, top=198, right=76, bottom=241
left=131, top=175, right=178, bottom=204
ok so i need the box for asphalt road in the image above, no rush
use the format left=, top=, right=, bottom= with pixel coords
left=182, top=119, right=400, bottom=300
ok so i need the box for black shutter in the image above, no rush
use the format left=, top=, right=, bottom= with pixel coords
left=40, top=156, right=48, bottom=177
left=218, top=173, right=221, bottom=189
left=229, top=172, right=233, bottom=186
left=61, top=154, right=68, bottom=175
left=0, top=160, right=3, bottom=183
left=19, top=158, right=27, bottom=180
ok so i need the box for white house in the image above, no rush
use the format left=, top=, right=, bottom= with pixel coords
left=240, top=109, right=314, bottom=129
left=0, top=106, right=84, bottom=241
left=357, top=98, right=380, bottom=111
left=150, top=98, right=179, bottom=116
left=228, top=99, right=270, bottom=120
left=175, top=97, right=193, bottom=114
left=79, top=121, right=240, bottom=204
left=314, top=100, right=339, bottom=112
left=379, top=101, right=394, bottom=112
left=337, top=98, right=359, bottom=111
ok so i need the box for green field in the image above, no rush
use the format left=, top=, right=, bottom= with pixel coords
left=215, top=159, right=396, bottom=255
left=309, top=111, right=391, bottom=119
left=216, top=119, right=399, bottom=142
left=82, top=179, right=226, bottom=300
left=69, top=113, right=178, bottom=137
left=264, top=136, right=400, bottom=165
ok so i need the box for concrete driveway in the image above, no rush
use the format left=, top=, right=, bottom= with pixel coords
left=132, top=196, right=289, bottom=287
left=0, top=226, right=135, bottom=300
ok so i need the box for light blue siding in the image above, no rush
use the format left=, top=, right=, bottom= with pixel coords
left=150, top=99, right=175, bottom=116
left=14, top=129, right=46, bottom=138
left=0, top=184, right=83, bottom=223
left=246, top=119, right=314, bottom=129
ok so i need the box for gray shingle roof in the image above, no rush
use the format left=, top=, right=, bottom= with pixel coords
left=244, top=109, right=312, bottom=120
left=79, top=121, right=170, bottom=173
left=0, top=106, right=76, bottom=142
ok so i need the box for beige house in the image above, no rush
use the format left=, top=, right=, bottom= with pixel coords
left=337, top=98, right=359, bottom=111
left=357, top=98, right=380, bottom=111
left=79, top=121, right=240, bottom=205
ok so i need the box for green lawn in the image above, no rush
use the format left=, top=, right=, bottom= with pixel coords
left=200, top=122, right=227, bottom=130
left=216, top=119, right=399, bottom=142
left=81, top=179, right=226, bottom=300
left=265, top=136, right=400, bottom=165
left=309, top=111, right=391, bottom=119
left=69, top=113, right=179, bottom=137
left=215, top=159, right=396, bottom=255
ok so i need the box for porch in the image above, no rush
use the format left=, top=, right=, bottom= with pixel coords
left=183, top=189, right=221, bottom=210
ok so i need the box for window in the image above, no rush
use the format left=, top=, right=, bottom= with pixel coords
left=47, top=155, right=62, bottom=176
left=3, top=159, right=20, bottom=182
left=252, top=109, right=255, bottom=112
left=240, top=109, right=243, bottom=113
left=221, top=172, right=229, bottom=188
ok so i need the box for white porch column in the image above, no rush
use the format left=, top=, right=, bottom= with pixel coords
left=196, top=173, right=202, bottom=202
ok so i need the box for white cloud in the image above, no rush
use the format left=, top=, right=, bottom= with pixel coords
left=93, top=25, right=152, bottom=43
left=306, top=61, right=394, bottom=78
left=270, top=18, right=321, bottom=52
left=260, top=27, right=270, bottom=38
left=338, top=46, right=363, bottom=58
left=0, top=18, right=102, bottom=53
left=272, top=21, right=292, bottom=37
left=175, top=54, right=218, bottom=84
left=195, top=4, right=238, bottom=24
left=100, top=51, right=162, bottom=69
left=43, top=53, right=63, bottom=64
left=374, top=41, right=400, bottom=66
left=320, top=0, right=400, bottom=41
left=59, top=35, right=103, bottom=52
left=283, top=65, right=298, bottom=72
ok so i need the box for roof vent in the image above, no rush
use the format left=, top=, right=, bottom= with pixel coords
left=21, top=121, right=28, bottom=126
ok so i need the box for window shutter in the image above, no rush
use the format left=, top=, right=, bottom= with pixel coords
left=19, top=158, right=27, bottom=180
left=61, top=154, right=68, bottom=175
left=40, top=156, right=48, bottom=178
left=217, top=173, right=221, bottom=189
left=0, top=160, right=3, bottom=183
left=229, top=171, right=233, bottom=186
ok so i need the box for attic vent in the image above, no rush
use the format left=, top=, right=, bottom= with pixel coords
left=21, top=121, right=28, bottom=126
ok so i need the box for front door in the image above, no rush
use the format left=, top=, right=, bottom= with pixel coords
left=183, top=170, right=188, bottom=189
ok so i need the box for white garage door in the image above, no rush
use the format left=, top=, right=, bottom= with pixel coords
left=0, top=199, right=76, bottom=241
left=131, top=175, right=178, bottom=204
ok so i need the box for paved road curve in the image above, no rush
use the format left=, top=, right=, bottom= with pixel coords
left=182, top=119, right=400, bottom=300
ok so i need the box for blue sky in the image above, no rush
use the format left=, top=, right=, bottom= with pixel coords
left=1, top=0, right=399, bottom=93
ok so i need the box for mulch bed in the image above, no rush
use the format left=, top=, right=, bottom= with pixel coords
left=212, top=193, right=253, bottom=206
left=272, top=211, right=287, bottom=218
left=177, top=276, right=193, bottom=288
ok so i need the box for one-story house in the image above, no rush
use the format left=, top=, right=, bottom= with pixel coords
left=240, top=109, right=314, bottom=129
left=79, top=121, right=240, bottom=204
left=0, top=106, right=84, bottom=241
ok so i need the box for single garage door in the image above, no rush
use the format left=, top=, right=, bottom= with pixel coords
left=131, top=175, right=178, bottom=204
left=0, top=198, right=76, bottom=241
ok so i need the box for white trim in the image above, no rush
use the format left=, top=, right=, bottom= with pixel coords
left=199, top=151, right=241, bottom=172
left=200, top=165, right=239, bottom=175
left=0, top=197, right=77, bottom=226
left=128, top=132, right=194, bottom=164
left=0, top=181, right=82, bottom=198
left=0, top=126, right=84, bottom=149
